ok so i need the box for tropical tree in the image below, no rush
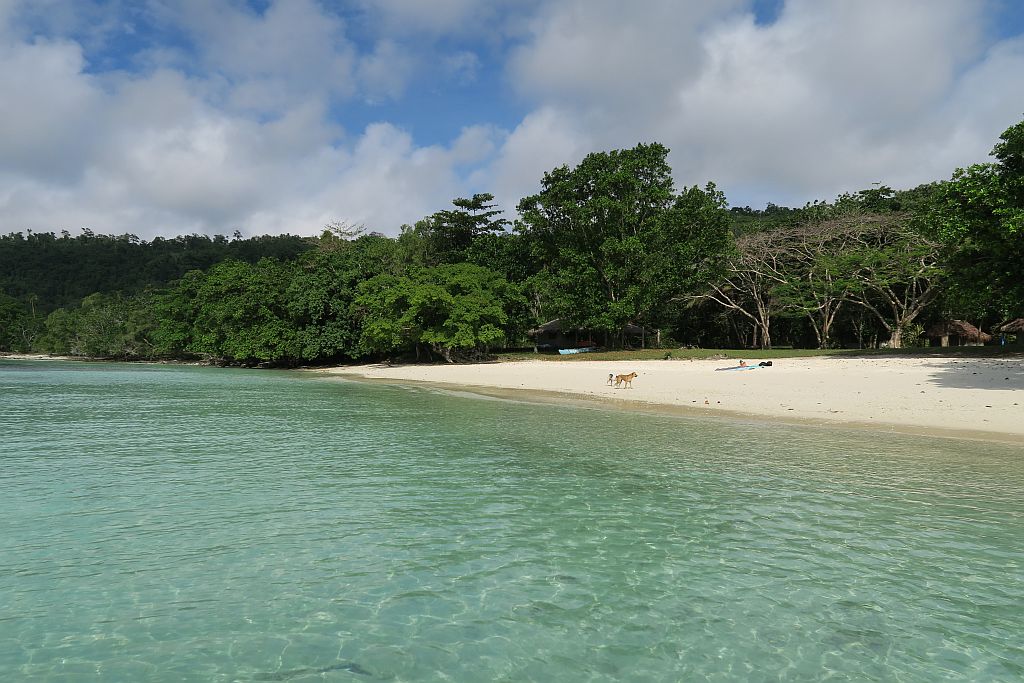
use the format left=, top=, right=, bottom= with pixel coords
left=185, top=259, right=300, bottom=364
left=931, top=118, right=1024, bottom=316
left=400, top=193, right=510, bottom=266
left=0, top=291, right=39, bottom=352
left=771, top=218, right=878, bottom=349
left=517, top=142, right=732, bottom=342
left=354, top=263, right=524, bottom=362
left=287, top=233, right=399, bottom=361
left=36, top=292, right=156, bottom=358
left=840, top=217, right=943, bottom=348
left=694, top=229, right=789, bottom=349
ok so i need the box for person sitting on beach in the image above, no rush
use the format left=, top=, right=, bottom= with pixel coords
left=738, top=360, right=748, bottom=367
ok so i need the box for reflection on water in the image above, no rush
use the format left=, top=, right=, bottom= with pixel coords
left=1, top=360, right=1022, bottom=681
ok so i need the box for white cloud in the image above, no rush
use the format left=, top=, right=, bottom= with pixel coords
left=0, top=0, right=499, bottom=238
left=499, top=0, right=1024, bottom=208
left=2, top=0, right=1023, bottom=242
left=508, top=0, right=743, bottom=107
left=487, top=106, right=592, bottom=214
left=0, top=37, right=104, bottom=180
left=0, top=35, right=497, bottom=239
left=165, top=0, right=357, bottom=114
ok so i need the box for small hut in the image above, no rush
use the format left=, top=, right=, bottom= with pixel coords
left=527, top=319, right=653, bottom=351
left=997, top=318, right=1024, bottom=345
left=527, top=319, right=577, bottom=351
left=926, top=320, right=992, bottom=347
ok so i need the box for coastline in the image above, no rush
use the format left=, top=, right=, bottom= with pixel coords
left=7, top=351, right=1021, bottom=444
left=314, top=356, right=1024, bottom=445
left=0, top=353, right=80, bottom=362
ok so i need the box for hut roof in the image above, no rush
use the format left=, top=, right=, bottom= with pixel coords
left=998, top=318, right=1024, bottom=333
left=926, top=319, right=992, bottom=343
left=527, top=318, right=649, bottom=337
left=527, top=319, right=562, bottom=336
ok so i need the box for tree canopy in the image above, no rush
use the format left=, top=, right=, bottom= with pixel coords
left=517, top=143, right=733, bottom=340
left=5, top=116, right=1024, bottom=361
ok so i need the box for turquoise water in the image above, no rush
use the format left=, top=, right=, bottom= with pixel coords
left=1, top=360, right=1022, bottom=682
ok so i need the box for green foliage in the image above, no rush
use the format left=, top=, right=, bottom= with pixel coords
left=0, top=290, right=41, bottom=352
left=9, top=118, right=1023, bottom=361
left=182, top=259, right=300, bottom=364
left=36, top=292, right=157, bottom=358
left=0, top=230, right=314, bottom=315
left=728, top=185, right=915, bottom=236
left=354, top=264, right=524, bottom=362
left=397, top=194, right=510, bottom=267
left=287, top=234, right=400, bottom=360
left=930, top=117, right=1024, bottom=315
left=517, top=143, right=733, bottom=338
left=464, top=230, right=538, bottom=283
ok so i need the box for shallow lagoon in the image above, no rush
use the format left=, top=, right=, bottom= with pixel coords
left=2, top=360, right=1022, bottom=681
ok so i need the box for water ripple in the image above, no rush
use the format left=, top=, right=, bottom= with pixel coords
left=1, top=360, right=1022, bottom=681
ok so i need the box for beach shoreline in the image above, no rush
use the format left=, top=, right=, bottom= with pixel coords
left=6, top=351, right=1021, bottom=445
left=314, top=356, right=1024, bottom=446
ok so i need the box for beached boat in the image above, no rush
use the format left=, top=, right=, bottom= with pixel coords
left=558, top=347, right=597, bottom=355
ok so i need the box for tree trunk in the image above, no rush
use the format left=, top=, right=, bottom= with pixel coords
left=889, top=328, right=903, bottom=349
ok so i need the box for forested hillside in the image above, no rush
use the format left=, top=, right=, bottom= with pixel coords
left=1, top=120, right=1021, bottom=363
left=0, top=231, right=314, bottom=312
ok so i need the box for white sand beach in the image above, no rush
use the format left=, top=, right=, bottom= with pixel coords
left=320, top=356, right=1024, bottom=443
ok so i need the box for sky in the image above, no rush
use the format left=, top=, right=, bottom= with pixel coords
left=1, top=0, right=1023, bottom=239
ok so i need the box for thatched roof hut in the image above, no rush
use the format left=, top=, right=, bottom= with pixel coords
left=927, top=319, right=992, bottom=346
left=526, top=319, right=651, bottom=350
left=997, top=318, right=1024, bottom=333
left=527, top=319, right=562, bottom=336
left=527, top=319, right=647, bottom=338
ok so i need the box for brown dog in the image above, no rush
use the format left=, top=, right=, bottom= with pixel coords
left=614, top=372, right=637, bottom=388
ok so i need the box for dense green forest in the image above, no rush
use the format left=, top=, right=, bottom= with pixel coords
left=2, top=119, right=1022, bottom=364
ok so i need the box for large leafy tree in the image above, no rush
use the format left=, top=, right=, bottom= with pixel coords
left=181, top=259, right=300, bottom=364
left=399, top=193, right=510, bottom=267
left=354, top=263, right=524, bottom=362
left=517, top=142, right=732, bottom=342
left=287, top=234, right=399, bottom=361
left=932, top=118, right=1024, bottom=315
left=838, top=217, right=942, bottom=348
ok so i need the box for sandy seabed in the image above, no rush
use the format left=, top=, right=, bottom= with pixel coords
left=318, top=356, right=1024, bottom=445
